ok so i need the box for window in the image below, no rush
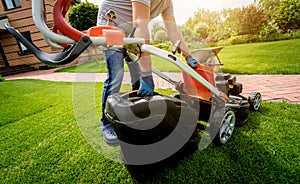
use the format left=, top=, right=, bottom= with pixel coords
left=2, top=0, right=21, bottom=10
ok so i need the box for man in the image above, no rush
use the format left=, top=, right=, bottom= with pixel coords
left=97, top=0, right=199, bottom=144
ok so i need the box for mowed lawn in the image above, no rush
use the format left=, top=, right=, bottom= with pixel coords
left=219, top=39, right=300, bottom=74
left=0, top=80, right=299, bottom=183
left=56, top=39, right=300, bottom=74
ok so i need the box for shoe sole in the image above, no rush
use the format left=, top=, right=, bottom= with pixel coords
left=102, top=135, right=119, bottom=145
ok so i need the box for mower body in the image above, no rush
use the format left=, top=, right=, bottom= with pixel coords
left=186, top=47, right=258, bottom=125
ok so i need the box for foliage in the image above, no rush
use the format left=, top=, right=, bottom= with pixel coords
left=183, top=1, right=300, bottom=44
left=220, top=8, right=242, bottom=37
left=185, top=9, right=221, bottom=39
left=0, top=75, right=4, bottom=82
left=150, top=41, right=173, bottom=51
left=0, top=80, right=299, bottom=183
left=178, top=25, right=201, bottom=43
left=151, top=22, right=167, bottom=41
left=260, top=31, right=300, bottom=42
left=153, top=29, right=169, bottom=42
left=194, top=22, right=209, bottom=39
left=151, top=22, right=172, bottom=43
left=185, top=5, right=268, bottom=42
left=68, top=2, right=99, bottom=31
left=254, top=0, right=300, bottom=34
left=151, top=23, right=202, bottom=44
left=255, top=0, right=281, bottom=18
left=234, top=5, right=268, bottom=35
left=260, top=19, right=280, bottom=37
left=225, top=35, right=260, bottom=45
left=208, top=11, right=236, bottom=42
left=274, top=0, right=300, bottom=32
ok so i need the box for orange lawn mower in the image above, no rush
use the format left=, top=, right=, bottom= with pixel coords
left=5, top=0, right=262, bottom=180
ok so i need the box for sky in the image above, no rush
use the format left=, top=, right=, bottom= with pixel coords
left=87, top=0, right=254, bottom=25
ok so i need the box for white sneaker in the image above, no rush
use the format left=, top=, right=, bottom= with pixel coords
left=100, top=124, right=119, bottom=144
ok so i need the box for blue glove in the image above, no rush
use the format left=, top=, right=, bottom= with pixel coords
left=137, top=72, right=154, bottom=96
left=186, top=55, right=199, bottom=68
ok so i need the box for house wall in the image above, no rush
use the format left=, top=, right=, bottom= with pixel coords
left=0, top=0, right=56, bottom=67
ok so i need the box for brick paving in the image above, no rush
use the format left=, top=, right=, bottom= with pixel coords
left=4, top=69, right=300, bottom=104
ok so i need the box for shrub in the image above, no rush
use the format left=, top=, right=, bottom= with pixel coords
left=227, top=35, right=260, bottom=45
left=293, top=31, right=300, bottom=38
left=209, top=29, right=232, bottom=42
left=68, top=2, right=99, bottom=31
left=151, top=41, right=172, bottom=52
left=260, top=31, right=300, bottom=42
left=218, top=31, right=300, bottom=46
left=153, top=30, right=168, bottom=42
left=274, top=0, right=300, bottom=33
left=179, top=25, right=201, bottom=43
left=260, top=20, right=280, bottom=38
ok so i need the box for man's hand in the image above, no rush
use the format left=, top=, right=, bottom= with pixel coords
left=137, top=71, right=154, bottom=96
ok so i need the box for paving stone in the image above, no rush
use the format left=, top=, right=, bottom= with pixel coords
left=4, top=70, right=300, bottom=104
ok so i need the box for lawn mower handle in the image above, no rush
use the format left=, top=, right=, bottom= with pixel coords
left=9, top=0, right=227, bottom=102
left=32, top=0, right=145, bottom=47
left=4, top=24, right=92, bottom=66
left=141, top=45, right=227, bottom=103
left=32, top=0, right=75, bottom=48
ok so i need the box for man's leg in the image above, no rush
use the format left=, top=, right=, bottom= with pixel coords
left=101, top=48, right=125, bottom=144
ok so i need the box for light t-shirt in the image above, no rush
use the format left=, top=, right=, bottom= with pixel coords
left=97, top=0, right=174, bottom=35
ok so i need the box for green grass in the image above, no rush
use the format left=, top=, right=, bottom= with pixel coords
left=219, top=39, right=300, bottom=74
left=54, top=55, right=181, bottom=73
left=0, top=80, right=299, bottom=183
left=56, top=39, right=300, bottom=74
left=55, top=60, right=107, bottom=73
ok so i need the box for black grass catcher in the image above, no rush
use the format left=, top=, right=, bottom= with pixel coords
left=105, top=91, right=199, bottom=180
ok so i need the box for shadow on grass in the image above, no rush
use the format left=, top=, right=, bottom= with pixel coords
left=143, top=103, right=299, bottom=183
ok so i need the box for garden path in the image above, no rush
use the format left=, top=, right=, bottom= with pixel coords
left=4, top=69, right=300, bottom=104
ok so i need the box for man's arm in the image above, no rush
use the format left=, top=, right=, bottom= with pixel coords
left=132, top=1, right=155, bottom=96
left=163, top=14, right=201, bottom=68
left=162, top=14, right=190, bottom=58
left=131, top=1, right=152, bottom=73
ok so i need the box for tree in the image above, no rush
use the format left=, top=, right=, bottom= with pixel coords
left=274, top=0, right=300, bottom=32
left=153, top=29, right=168, bottom=42
left=68, top=2, right=99, bottom=31
left=254, top=0, right=281, bottom=18
left=220, top=8, right=241, bottom=37
left=151, top=22, right=166, bottom=41
left=218, top=5, right=268, bottom=36
left=178, top=25, right=200, bottom=43
left=194, top=22, right=209, bottom=39
left=234, top=5, right=268, bottom=35
left=185, top=9, right=221, bottom=39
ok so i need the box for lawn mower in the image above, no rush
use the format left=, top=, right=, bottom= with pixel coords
left=5, top=0, right=262, bottom=180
